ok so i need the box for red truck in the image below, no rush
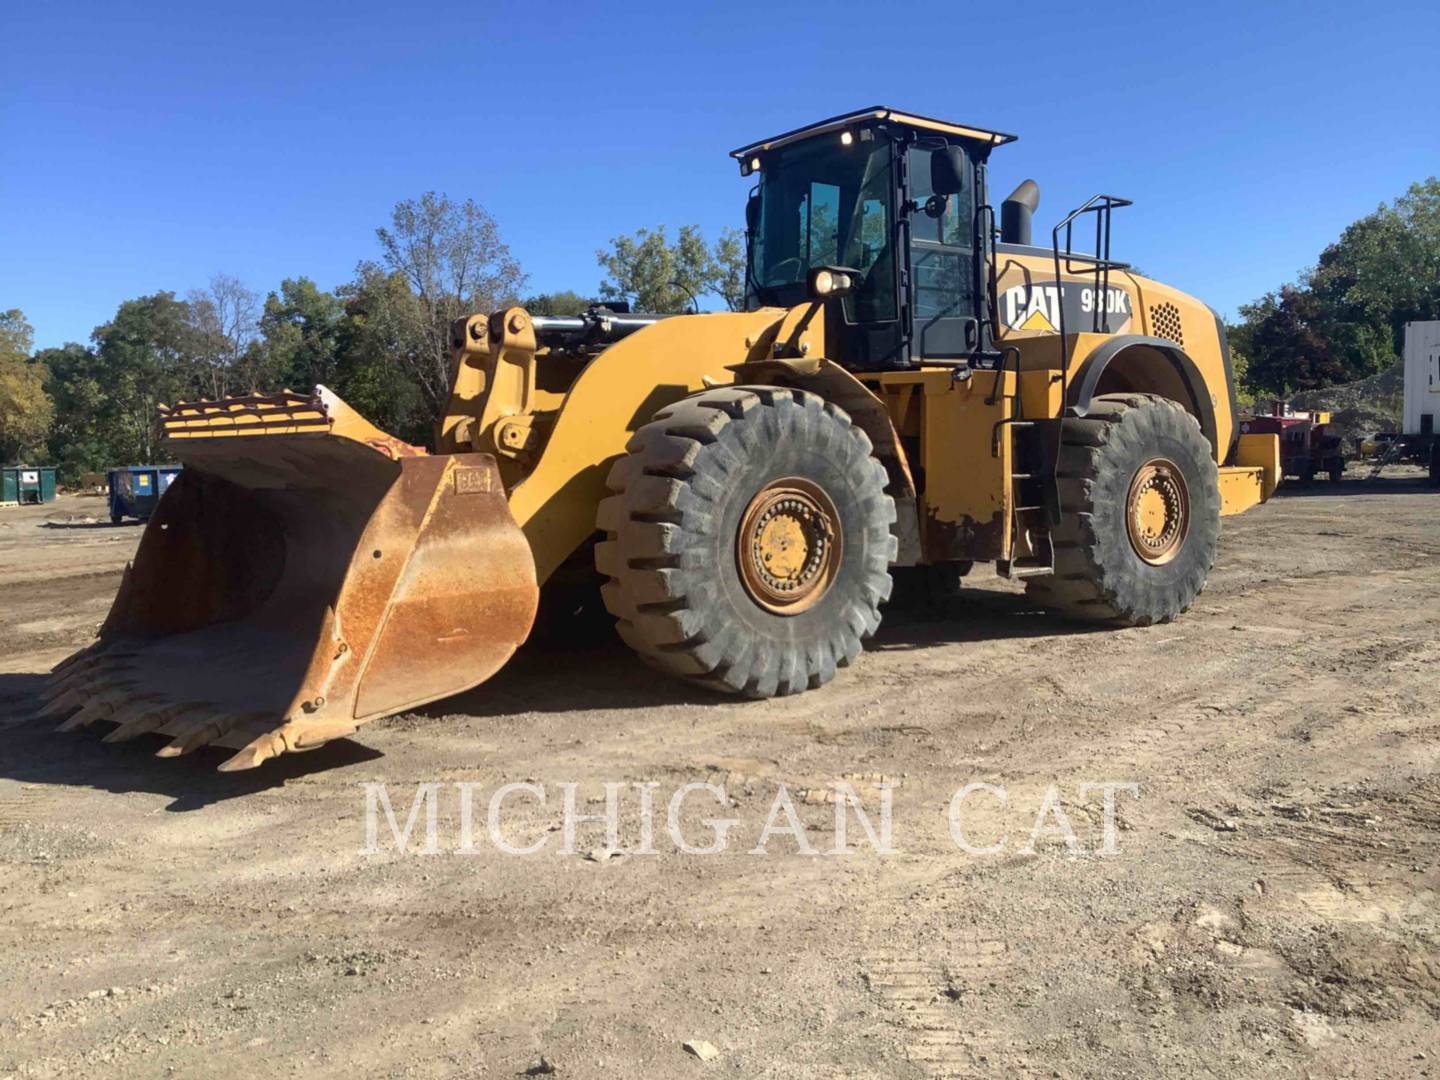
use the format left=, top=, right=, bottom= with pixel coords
left=1240, top=409, right=1346, bottom=485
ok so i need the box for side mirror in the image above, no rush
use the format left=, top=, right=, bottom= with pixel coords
left=745, top=191, right=760, bottom=235
left=930, top=146, right=967, bottom=196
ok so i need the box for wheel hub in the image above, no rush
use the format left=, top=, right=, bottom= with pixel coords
left=737, top=478, right=841, bottom=614
left=1125, top=459, right=1189, bottom=565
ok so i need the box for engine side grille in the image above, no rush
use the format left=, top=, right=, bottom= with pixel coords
left=1150, top=302, right=1184, bottom=347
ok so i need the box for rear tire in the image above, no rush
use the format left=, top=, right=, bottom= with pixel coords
left=596, top=386, right=896, bottom=697
left=1025, top=393, right=1220, bottom=626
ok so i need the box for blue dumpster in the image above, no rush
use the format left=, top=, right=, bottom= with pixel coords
left=108, top=465, right=182, bottom=523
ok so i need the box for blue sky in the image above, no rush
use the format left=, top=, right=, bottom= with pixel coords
left=4, top=0, right=1437, bottom=350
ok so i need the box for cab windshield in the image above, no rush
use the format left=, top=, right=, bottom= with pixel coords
left=748, top=136, right=895, bottom=322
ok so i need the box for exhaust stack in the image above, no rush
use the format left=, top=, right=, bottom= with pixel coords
left=1000, top=180, right=1040, bottom=246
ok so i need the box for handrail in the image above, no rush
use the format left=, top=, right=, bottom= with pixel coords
left=1044, top=193, right=1134, bottom=523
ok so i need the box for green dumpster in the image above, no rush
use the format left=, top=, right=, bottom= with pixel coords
left=2, top=466, right=58, bottom=505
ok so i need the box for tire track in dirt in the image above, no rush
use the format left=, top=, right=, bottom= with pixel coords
left=863, top=930, right=1015, bottom=1079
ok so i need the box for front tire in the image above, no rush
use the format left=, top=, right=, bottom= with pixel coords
left=1026, top=393, right=1220, bottom=626
left=596, top=386, right=896, bottom=697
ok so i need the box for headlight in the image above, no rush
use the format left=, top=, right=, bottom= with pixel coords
left=809, top=267, right=856, bottom=299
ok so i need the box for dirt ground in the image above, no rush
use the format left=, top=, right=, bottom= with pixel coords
left=1, top=474, right=1437, bottom=1080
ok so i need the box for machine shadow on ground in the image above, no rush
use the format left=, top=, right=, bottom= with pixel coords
left=1272, top=473, right=1438, bottom=499
left=40, top=519, right=143, bottom=530
left=430, top=583, right=1101, bottom=719
left=0, top=674, right=382, bottom=812
left=0, top=585, right=1095, bottom=804
left=873, top=585, right=1107, bottom=650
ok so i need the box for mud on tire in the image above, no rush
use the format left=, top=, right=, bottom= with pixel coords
left=595, top=386, right=896, bottom=697
left=1025, top=393, right=1220, bottom=627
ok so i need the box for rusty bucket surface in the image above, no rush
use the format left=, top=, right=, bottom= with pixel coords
left=42, top=390, right=539, bottom=770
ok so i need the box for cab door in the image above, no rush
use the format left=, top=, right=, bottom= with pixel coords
left=907, top=144, right=978, bottom=359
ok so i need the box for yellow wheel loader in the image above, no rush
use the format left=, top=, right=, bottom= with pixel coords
left=43, top=107, right=1280, bottom=770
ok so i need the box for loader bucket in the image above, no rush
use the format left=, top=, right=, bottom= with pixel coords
left=43, top=389, right=538, bottom=771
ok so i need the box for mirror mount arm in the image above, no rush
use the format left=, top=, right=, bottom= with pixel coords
left=901, top=194, right=951, bottom=219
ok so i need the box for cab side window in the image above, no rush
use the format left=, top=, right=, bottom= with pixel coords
left=909, top=148, right=968, bottom=247
left=908, top=145, right=975, bottom=332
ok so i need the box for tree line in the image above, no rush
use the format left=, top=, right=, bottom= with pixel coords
left=1230, top=177, right=1440, bottom=397
left=0, top=192, right=742, bottom=480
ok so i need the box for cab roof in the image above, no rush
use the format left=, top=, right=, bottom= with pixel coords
left=729, top=106, right=1017, bottom=159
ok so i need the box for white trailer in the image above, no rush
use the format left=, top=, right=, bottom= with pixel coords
left=1397, top=322, right=1440, bottom=483
left=1403, top=320, right=1440, bottom=438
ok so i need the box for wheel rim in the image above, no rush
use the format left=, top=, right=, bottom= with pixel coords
left=737, top=477, right=842, bottom=615
left=1125, top=458, right=1189, bottom=566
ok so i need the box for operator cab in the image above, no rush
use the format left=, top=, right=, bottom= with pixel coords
left=732, top=106, right=1016, bottom=371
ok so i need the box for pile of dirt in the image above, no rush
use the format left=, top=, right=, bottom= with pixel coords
left=1289, top=362, right=1404, bottom=446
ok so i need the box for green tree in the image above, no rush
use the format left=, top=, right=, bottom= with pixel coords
left=597, top=224, right=742, bottom=313
left=0, top=310, right=34, bottom=364
left=186, top=274, right=262, bottom=398
left=522, top=290, right=593, bottom=316
left=0, top=309, right=54, bottom=463
left=1310, top=178, right=1440, bottom=359
left=1222, top=320, right=1258, bottom=410
left=711, top=227, right=746, bottom=313
left=373, top=192, right=526, bottom=423
left=89, top=292, right=198, bottom=464
left=259, top=277, right=346, bottom=390
left=1236, top=177, right=1440, bottom=394
left=335, top=266, right=433, bottom=447
left=38, top=343, right=111, bottom=482
left=1235, top=286, right=1351, bottom=395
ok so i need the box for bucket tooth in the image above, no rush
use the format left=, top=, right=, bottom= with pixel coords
left=42, top=666, right=98, bottom=701
left=50, top=646, right=97, bottom=676
left=51, top=644, right=126, bottom=676
left=217, top=731, right=285, bottom=772
left=44, top=661, right=129, bottom=702
left=56, top=700, right=118, bottom=733
left=40, top=683, right=73, bottom=708
left=212, top=717, right=284, bottom=751
left=102, top=702, right=204, bottom=744
left=155, top=713, right=254, bottom=758
left=52, top=645, right=132, bottom=672
left=36, top=687, right=87, bottom=721
left=96, top=695, right=166, bottom=732
left=46, top=675, right=133, bottom=710
left=155, top=707, right=230, bottom=744
left=101, top=712, right=166, bottom=743
left=291, top=723, right=356, bottom=750
left=45, top=682, right=139, bottom=726
left=157, top=711, right=206, bottom=740
left=43, top=661, right=87, bottom=690
left=92, top=684, right=144, bottom=708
